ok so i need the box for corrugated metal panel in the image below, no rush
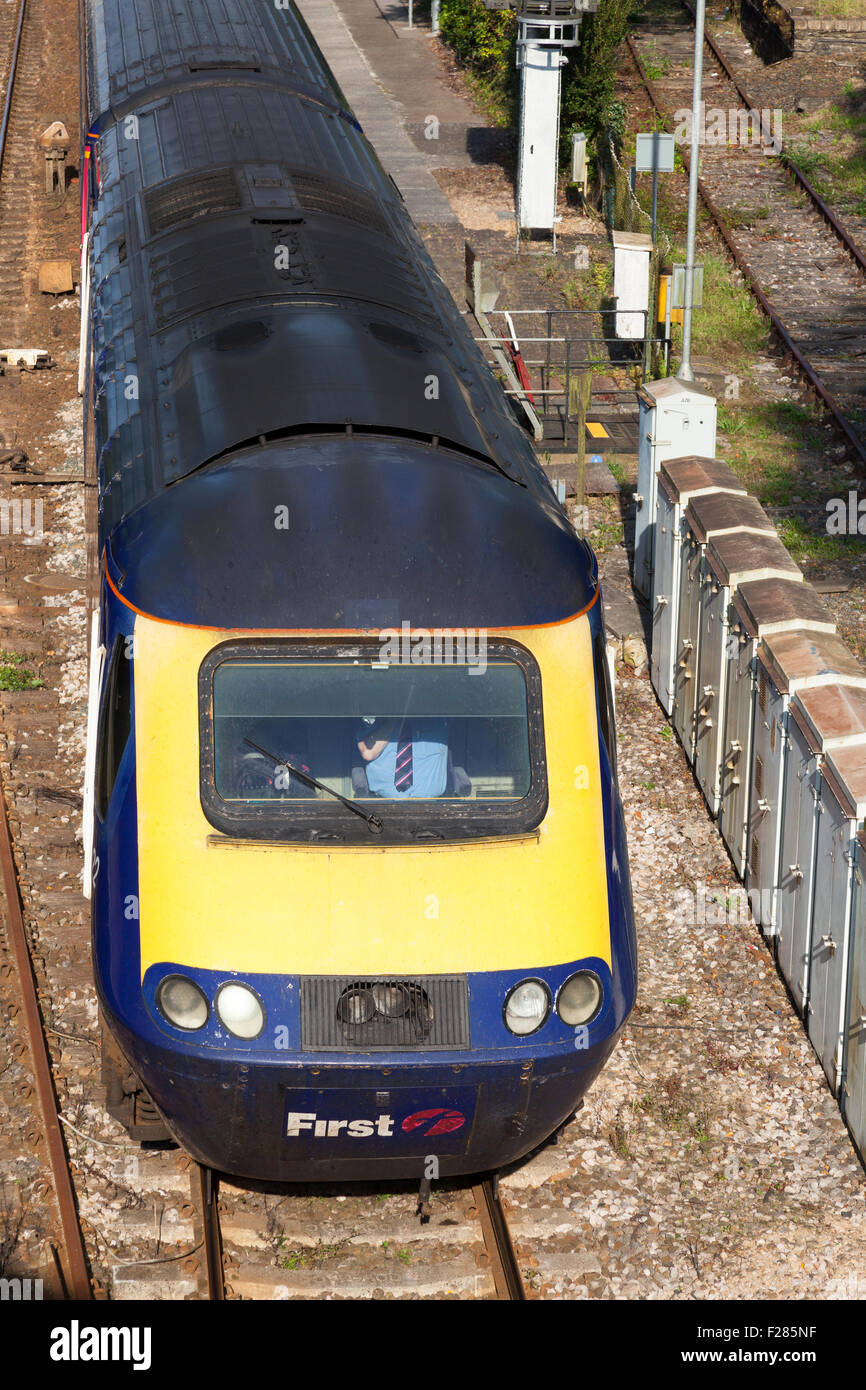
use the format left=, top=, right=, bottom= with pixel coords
left=144, top=167, right=243, bottom=234
left=299, top=976, right=470, bottom=1052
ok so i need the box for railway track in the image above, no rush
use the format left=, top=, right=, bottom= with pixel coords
left=626, top=9, right=866, bottom=472
left=0, top=0, right=537, bottom=1305
left=196, top=1166, right=525, bottom=1301
left=0, top=0, right=40, bottom=343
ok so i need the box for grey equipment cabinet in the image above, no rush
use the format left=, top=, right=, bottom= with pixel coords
left=777, top=685, right=866, bottom=1016
left=673, top=493, right=778, bottom=765
left=747, top=629, right=866, bottom=935
left=719, top=579, right=833, bottom=879
left=693, top=527, right=801, bottom=817
left=806, top=739, right=866, bottom=1094
left=634, top=378, right=716, bottom=601
left=651, top=456, right=745, bottom=717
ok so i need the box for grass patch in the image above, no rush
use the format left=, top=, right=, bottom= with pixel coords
left=787, top=77, right=866, bottom=216
left=0, top=653, right=42, bottom=692
left=775, top=516, right=863, bottom=566
left=713, top=400, right=837, bottom=503
left=809, top=0, right=866, bottom=16
left=678, top=253, right=767, bottom=369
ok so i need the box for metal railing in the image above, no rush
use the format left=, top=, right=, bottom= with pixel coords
left=475, top=307, right=670, bottom=445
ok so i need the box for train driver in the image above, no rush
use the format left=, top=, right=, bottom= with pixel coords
left=356, top=717, right=448, bottom=798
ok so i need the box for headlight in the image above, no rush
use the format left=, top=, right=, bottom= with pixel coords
left=556, top=971, right=602, bottom=1025
left=215, top=982, right=266, bottom=1039
left=157, top=975, right=209, bottom=1031
left=503, top=979, right=551, bottom=1036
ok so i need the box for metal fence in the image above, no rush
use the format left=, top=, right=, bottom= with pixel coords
left=474, top=307, right=670, bottom=444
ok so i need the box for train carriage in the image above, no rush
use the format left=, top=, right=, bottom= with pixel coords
left=83, top=0, right=637, bottom=1182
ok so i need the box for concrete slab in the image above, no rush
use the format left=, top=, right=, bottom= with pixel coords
left=599, top=544, right=650, bottom=644
left=539, top=453, right=620, bottom=497
left=295, top=0, right=460, bottom=226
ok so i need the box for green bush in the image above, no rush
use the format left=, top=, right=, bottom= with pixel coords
left=561, top=0, right=635, bottom=163
left=438, top=0, right=518, bottom=124
left=439, top=0, right=634, bottom=169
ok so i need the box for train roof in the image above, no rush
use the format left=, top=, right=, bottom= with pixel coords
left=85, top=0, right=579, bottom=594
left=85, top=0, right=349, bottom=126
left=107, top=435, right=598, bottom=630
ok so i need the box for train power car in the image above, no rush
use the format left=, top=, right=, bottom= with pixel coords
left=82, top=0, right=637, bottom=1184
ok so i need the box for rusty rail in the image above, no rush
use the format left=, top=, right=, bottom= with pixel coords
left=0, top=766, right=92, bottom=1299
left=625, top=33, right=866, bottom=473
left=0, top=0, right=26, bottom=185
left=679, top=0, right=866, bottom=277
left=472, top=1178, right=525, bottom=1300
left=197, top=1165, right=225, bottom=1300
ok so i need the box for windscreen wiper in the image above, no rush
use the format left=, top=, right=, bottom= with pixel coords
left=243, top=738, right=384, bottom=834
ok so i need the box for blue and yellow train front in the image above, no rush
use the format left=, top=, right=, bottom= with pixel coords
left=91, top=442, right=637, bottom=1181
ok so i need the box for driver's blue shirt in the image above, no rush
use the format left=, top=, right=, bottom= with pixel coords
left=364, top=721, right=449, bottom=798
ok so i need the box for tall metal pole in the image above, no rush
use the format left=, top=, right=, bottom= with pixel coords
left=651, top=164, right=658, bottom=243
left=678, top=0, right=705, bottom=383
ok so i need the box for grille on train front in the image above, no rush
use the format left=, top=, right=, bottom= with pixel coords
left=299, top=976, right=470, bottom=1051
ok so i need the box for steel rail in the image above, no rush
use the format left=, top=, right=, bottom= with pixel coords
left=197, top=1165, right=226, bottom=1300
left=679, top=0, right=866, bottom=277
left=0, top=0, right=26, bottom=185
left=472, top=1178, right=525, bottom=1301
left=0, top=765, right=92, bottom=1299
left=625, top=33, right=866, bottom=472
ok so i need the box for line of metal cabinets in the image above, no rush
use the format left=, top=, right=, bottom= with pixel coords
left=645, top=448, right=866, bottom=1165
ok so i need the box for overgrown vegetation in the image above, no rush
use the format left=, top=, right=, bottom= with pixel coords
left=787, top=77, right=866, bottom=217
left=438, top=0, right=637, bottom=165
left=560, top=0, right=636, bottom=163
left=438, top=0, right=518, bottom=126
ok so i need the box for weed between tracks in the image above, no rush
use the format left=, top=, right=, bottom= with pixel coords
left=276, top=1232, right=358, bottom=1270
left=0, top=652, right=43, bottom=691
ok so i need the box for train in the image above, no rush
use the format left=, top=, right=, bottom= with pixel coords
left=81, top=0, right=637, bottom=1185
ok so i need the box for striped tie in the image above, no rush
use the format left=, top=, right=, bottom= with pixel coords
left=394, top=727, right=413, bottom=792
